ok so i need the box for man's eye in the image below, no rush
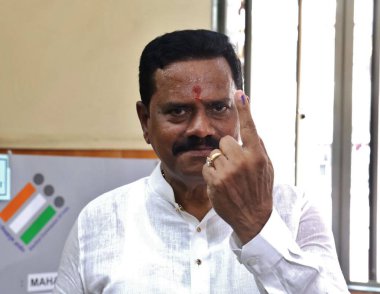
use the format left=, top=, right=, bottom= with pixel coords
left=211, top=102, right=228, bottom=113
left=169, top=106, right=188, bottom=116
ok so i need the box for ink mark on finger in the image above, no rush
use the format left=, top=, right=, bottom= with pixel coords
left=241, top=94, right=246, bottom=105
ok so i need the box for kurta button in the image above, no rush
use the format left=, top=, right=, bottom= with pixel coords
left=196, top=227, right=201, bottom=232
left=195, top=259, right=202, bottom=266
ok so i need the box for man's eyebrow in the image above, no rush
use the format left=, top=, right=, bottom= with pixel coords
left=205, top=97, right=233, bottom=105
left=160, top=98, right=232, bottom=109
left=161, top=101, right=192, bottom=107
left=159, top=101, right=193, bottom=111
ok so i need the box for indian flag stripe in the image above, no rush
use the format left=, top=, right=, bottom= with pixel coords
left=9, top=194, right=47, bottom=234
left=0, top=183, right=36, bottom=222
left=20, top=205, right=56, bottom=245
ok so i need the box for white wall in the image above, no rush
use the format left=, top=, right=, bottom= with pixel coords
left=0, top=0, right=212, bottom=149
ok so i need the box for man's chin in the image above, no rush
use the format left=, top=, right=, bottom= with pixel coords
left=183, top=172, right=206, bottom=184
left=171, top=151, right=210, bottom=178
left=178, top=163, right=205, bottom=180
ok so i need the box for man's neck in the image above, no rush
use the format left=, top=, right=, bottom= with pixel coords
left=164, top=173, right=212, bottom=221
left=175, top=188, right=212, bottom=221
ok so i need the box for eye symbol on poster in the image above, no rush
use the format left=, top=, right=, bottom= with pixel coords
left=0, top=154, right=11, bottom=201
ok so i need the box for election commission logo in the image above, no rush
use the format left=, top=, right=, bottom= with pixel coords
left=0, top=173, right=69, bottom=251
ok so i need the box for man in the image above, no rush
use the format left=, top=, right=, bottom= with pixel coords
left=54, top=29, right=349, bottom=293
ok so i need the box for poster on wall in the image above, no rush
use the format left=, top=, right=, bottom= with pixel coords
left=0, top=154, right=158, bottom=294
left=0, top=154, right=11, bottom=200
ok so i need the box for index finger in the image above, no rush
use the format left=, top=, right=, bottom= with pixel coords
left=234, top=90, right=260, bottom=148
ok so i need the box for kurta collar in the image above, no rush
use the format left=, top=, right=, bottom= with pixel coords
left=148, top=162, right=176, bottom=205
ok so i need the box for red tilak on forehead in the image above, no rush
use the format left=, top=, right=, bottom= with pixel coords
left=192, top=85, right=202, bottom=100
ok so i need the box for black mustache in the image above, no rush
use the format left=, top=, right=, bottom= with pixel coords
left=172, top=136, right=219, bottom=156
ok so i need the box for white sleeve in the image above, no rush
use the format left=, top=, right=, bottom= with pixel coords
left=230, top=204, right=349, bottom=293
left=53, top=220, right=85, bottom=294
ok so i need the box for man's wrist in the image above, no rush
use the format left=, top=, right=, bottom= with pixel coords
left=233, top=209, right=273, bottom=245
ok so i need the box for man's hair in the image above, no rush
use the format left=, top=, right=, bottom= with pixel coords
left=139, top=29, right=243, bottom=106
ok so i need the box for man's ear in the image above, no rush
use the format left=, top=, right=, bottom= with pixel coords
left=136, top=101, right=151, bottom=144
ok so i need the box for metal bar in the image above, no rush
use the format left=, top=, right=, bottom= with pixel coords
left=212, top=0, right=226, bottom=34
left=244, top=0, right=252, bottom=96
left=294, top=0, right=302, bottom=186
left=369, top=0, right=380, bottom=282
left=348, top=282, right=380, bottom=292
left=332, top=0, right=355, bottom=281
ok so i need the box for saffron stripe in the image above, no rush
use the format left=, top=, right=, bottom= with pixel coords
left=0, top=183, right=36, bottom=222
left=9, top=194, right=47, bottom=234
left=20, top=205, right=56, bottom=245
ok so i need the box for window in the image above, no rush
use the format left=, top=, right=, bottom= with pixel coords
left=221, top=0, right=380, bottom=290
left=350, top=0, right=373, bottom=284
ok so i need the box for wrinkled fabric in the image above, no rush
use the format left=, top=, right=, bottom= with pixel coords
left=54, top=164, right=349, bottom=294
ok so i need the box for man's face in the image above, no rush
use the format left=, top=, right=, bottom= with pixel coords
left=137, top=57, right=240, bottom=183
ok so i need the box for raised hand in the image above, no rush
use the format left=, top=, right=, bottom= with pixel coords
left=202, top=90, right=274, bottom=244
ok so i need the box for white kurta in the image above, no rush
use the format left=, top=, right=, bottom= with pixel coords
left=54, top=164, right=349, bottom=294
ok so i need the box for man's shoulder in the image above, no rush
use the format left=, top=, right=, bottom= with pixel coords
left=272, top=184, right=307, bottom=237
left=79, top=176, right=149, bottom=218
left=272, top=183, right=306, bottom=212
left=273, top=183, right=304, bottom=199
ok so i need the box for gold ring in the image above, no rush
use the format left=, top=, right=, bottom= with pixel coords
left=206, top=152, right=223, bottom=168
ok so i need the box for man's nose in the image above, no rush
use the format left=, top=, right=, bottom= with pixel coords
left=185, top=110, right=215, bottom=138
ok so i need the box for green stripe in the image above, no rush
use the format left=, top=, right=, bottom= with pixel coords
left=20, top=205, right=56, bottom=245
